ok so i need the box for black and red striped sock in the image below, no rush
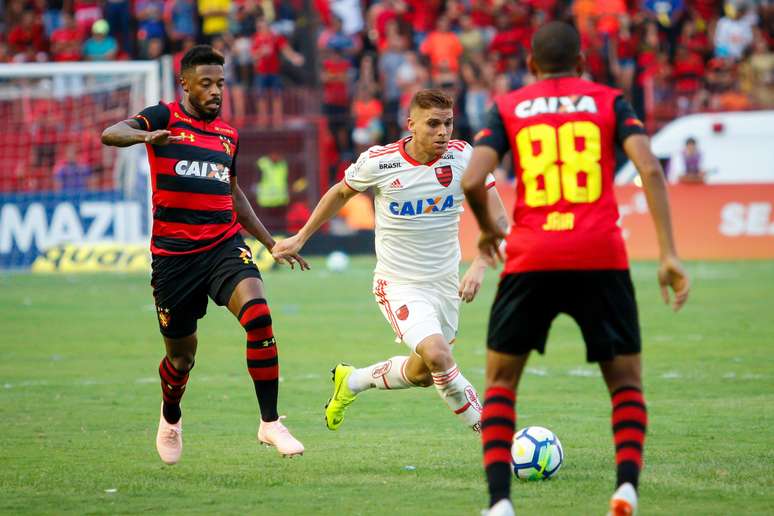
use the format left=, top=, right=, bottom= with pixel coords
left=240, top=299, right=279, bottom=422
left=611, top=385, right=648, bottom=489
left=481, top=386, right=516, bottom=507
left=159, top=356, right=191, bottom=424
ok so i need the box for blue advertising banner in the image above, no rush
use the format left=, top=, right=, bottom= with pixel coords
left=0, top=190, right=147, bottom=270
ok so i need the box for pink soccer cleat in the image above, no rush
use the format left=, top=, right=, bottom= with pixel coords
left=607, top=482, right=638, bottom=516
left=155, top=403, right=182, bottom=465
left=257, top=416, right=304, bottom=458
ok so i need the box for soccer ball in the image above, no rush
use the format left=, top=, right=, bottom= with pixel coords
left=326, top=251, right=350, bottom=273
left=511, top=426, right=564, bottom=480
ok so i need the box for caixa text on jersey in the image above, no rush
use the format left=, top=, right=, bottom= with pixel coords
left=389, top=195, right=455, bottom=216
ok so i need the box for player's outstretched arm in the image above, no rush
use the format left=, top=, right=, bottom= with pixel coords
left=271, top=180, right=358, bottom=261
left=623, top=134, right=690, bottom=311
left=231, top=178, right=309, bottom=271
left=459, top=187, right=509, bottom=302
left=101, top=119, right=183, bottom=148
left=462, top=146, right=507, bottom=262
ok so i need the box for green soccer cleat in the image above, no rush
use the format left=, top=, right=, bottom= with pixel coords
left=324, top=364, right=357, bottom=431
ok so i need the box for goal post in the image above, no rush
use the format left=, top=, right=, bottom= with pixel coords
left=0, top=60, right=170, bottom=271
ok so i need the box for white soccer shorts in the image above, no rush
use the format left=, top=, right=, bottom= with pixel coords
left=372, top=276, right=459, bottom=351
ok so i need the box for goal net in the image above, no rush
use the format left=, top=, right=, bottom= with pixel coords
left=0, top=61, right=162, bottom=271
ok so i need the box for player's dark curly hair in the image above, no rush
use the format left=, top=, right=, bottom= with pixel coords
left=180, top=45, right=225, bottom=74
left=531, top=21, right=581, bottom=73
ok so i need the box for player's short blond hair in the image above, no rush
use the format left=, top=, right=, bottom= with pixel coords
left=409, top=89, right=454, bottom=112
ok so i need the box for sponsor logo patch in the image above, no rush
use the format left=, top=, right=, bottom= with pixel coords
left=388, top=195, right=455, bottom=216
left=396, top=305, right=409, bottom=321
left=474, top=128, right=492, bottom=142
left=237, top=246, right=254, bottom=265
left=174, top=160, right=230, bottom=182
left=435, top=165, right=453, bottom=187
left=465, top=385, right=482, bottom=412
left=157, top=306, right=171, bottom=328
left=515, top=95, right=598, bottom=118
left=220, top=136, right=234, bottom=156
left=371, top=360, right=392, bottom=378
left=379, top=160, right=402, bottom=170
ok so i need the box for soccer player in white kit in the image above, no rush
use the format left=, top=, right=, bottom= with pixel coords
left=272, top=89, right=508, bottom=432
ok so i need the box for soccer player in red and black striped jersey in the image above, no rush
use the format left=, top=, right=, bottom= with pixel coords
left=102, top=45, right=308, bottom=464
left=462, top=23, right=690, bottom=516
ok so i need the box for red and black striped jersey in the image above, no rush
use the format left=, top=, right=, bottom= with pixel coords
left=475, top=77, right=646, bottom=273
left=133, top=101, right=241, bottom=256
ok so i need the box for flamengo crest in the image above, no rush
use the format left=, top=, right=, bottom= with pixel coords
left=435, top=165, right=453, bottom=187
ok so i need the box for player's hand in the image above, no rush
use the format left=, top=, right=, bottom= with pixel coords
left=477, top=229, right=507, bottom=264
left=271, top=235, right=310, bottom=271
left=658, top=255, right=690, bottom=311
left=144, top=130, right=184, bottom=145
left=459, top=257, right=490, bottom=303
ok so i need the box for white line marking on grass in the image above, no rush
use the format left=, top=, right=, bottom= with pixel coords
left=135, top=377, right=158, bottom=384
left=4, top=383, right=12, bottom=389
left=526, top=367, right=548, bottom=377
left=693, top=265, right=739, bottom=279
left=19, top=380, right=49, bottom=386
left=661, top=371, right=682, bottom=379
left=722, top=372, right=736, bottom=379
left=567, top=367, right=599, bottom=377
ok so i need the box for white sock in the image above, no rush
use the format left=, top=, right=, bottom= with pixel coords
left=347, top=356, right=415, bottom=393
left=431, top=364, right=482, bottom=431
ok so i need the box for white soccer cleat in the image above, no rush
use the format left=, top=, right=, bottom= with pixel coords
left=481, top=499, right=515, bottom=516
left=258, top=416, right=304, bottom=458
left=155, top=403, right=182, bottom=465
left=607, top=482, right=638, bottom=516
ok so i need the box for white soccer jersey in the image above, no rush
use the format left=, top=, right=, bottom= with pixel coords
left=344, top=137, right=494, bottom=284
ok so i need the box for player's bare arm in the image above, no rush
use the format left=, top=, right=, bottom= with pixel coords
left=459, top=187, right=509, bottom=302
left=271, top=180, right=358, bottom=260
left=624, top=134, right=690, bottom=311
left=230, top=177, right=309, bottom=271
left=101, top=118, right=183, bottom=147
left=462, top=146, right=507, bottom=262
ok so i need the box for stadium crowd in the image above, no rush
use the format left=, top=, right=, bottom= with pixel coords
left=2, top=0, right=774, bottom=185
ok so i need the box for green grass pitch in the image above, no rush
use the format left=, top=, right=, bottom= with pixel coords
left=1, top=259, right=773, bottom=515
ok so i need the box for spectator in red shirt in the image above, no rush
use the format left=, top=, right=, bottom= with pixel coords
left=470, top=0, right=495, bottom=30
left=611, top=17, right=638, bottom=100
left=7, top=10, right=47, bottom=56
left=367, top=0, right=404, bottom=51
left=252, top=15, right=304, bottom=125
left=488, top=12, right=532, bottom=73
left=321, top=48, right=352, bottom=158
left=679, top=17, right=712, bottom=59
left=404, top=0, right=442, bottom=45
left=673, top=46, right=705, bottom=113
left=74, top=0, right=103, bottom=39
left=50, top=12, right=83, bottom=62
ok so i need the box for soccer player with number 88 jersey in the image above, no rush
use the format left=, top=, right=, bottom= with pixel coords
left=463, top=22, right=691, bottom=516
left=273, top=89, right=508, bottom=434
